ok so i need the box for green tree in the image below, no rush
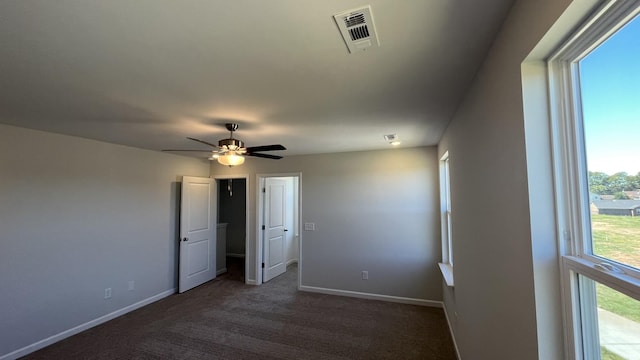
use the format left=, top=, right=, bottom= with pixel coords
left=588, top=171, right=639, bottom=194
left=614, top=192, right=630, bottom=199
left=591, top=185, right=607, bottom=194
left=589, top=171, right=610, bottom=194
left=630, top=172, right=640, bottom=190
left=608, top=172, right=630, bottom=193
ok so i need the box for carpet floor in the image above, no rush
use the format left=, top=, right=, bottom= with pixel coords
left=22, top=265, right=456, bottom=359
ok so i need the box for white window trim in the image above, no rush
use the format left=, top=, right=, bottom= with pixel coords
left=438, top=151, right=454, bottom=287
left=548, top=1, right=640, bottom=358
left=438, top=263, right=454, bottom=287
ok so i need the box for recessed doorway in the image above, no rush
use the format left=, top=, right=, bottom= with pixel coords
left=257, top=173, right=301, bottom=287
left=215, top=175, right=249, bottom=283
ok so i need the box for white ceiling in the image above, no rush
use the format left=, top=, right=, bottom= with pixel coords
left=0, top=0, right=514, bottom=158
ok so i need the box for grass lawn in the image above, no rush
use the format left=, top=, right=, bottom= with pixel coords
left=592, top=214, right=640, bottom=269
left=591, top=214, right=640, bottom=323
left=601, top=346, right=625, bottom=360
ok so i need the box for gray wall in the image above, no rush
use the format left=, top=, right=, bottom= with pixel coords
left=437, top=0, right=596, bottom=359
left=212, top=146, right=441, bottom=301
left=599, top=209, right=635, bottom=216
left=0, top=124, right=209, bottom=357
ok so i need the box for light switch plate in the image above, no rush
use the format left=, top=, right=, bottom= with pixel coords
left=304, top=223, right=316, bottom=231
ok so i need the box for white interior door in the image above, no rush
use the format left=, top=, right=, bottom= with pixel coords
left=179, top=176, right=216, bottom=293
left=263, top=178, right=287, bottom=282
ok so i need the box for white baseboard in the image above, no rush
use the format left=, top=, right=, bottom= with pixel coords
left=442, top=303, right=462, bottom=360
left=286, top=259, right=298, bottom=266
left=216, top=268, right=227, bottom=276
left=299, top=285, right=443, bottom=308
left=226, top=253, right=245, bottom=258
left=245, top=279, right=258, bottom=285
left=0, top=288, right=176, bottom=360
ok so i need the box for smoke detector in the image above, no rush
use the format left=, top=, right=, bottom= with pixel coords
left=333, top=5, right=380, bottom=53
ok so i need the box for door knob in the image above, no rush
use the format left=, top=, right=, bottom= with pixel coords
left=182, top=237, right=189, bottom=242
left=284, top=229, right=288, bottom=232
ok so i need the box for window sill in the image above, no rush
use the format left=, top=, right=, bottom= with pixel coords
left=438, top=263, right=454, bottom=287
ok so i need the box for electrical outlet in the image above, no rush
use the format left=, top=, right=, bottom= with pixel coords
left=104, top=288, right=112, bottom=299
left=361, top=271, right=368, bottom=280
left=128, top=281, right=135, bottom=291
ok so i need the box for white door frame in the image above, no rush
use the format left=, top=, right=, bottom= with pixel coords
left=256, top=172, right=302, bottom=288
left=213, top=174, right=250, bottom=285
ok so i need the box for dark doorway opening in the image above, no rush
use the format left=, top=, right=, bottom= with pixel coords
left=218, top=178, right=247, bottom=282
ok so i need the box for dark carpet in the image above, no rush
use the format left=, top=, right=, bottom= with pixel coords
left=22, top=264, right=457, bottom=359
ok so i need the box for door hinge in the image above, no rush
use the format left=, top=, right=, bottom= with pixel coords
left=262, top=262, right=265, bottom=268
left=262, top=187, right=266, bottom=193
left=262, top=225, right=265, bottom=230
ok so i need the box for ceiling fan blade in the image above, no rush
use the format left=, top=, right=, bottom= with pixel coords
left=162, top=149, right=215, bottom=152
left=187, top=137, right=218, bottom=148
left=247, top=153, right=283, bottom=160
left=246, top=144, right=286, bottom=152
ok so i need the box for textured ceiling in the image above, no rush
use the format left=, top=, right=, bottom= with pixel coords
left=0, top=0, right=514, bottom=158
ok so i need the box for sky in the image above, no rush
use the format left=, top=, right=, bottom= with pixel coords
left=580, top=14, right=640, bottom=176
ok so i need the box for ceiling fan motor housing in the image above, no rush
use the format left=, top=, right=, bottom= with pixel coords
left=219, top=138, right=244, bottom=151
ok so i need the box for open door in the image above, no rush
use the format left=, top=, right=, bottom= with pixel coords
left=263, top=178, right=287, bottom=282
left=179, top=176, right=216, bottom=293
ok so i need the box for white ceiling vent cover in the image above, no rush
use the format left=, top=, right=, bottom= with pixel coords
left=333, top=5, right=380, bottom=53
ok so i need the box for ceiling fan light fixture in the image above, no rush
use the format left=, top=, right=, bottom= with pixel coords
left=219, top=138, right=244, bottom=150
left=164, top=124, right=285, bottom=164
left=217, top=151, right=245, bottom=167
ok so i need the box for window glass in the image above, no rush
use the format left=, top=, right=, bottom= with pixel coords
left=579, top=275, right=640, bottom=360
left=550, top=4, right=640, bottom=358
left=441, top=153, right=453, bottom=265
left=444, top=156, right=452, bottom=265
left=580, top=14, right=640, bottom=270
left=438, top=152, right=454, bottom=285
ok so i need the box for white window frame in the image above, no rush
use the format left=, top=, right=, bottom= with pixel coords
left=438, top=151, right=454, bottom=287
left=548, top=1, right=640, bottom=358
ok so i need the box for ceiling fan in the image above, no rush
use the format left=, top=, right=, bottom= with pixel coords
left=163, top=123, right=286, bottom=166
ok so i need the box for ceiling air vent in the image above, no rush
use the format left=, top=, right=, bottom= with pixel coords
left=333, top=5, right=380, bottom=53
